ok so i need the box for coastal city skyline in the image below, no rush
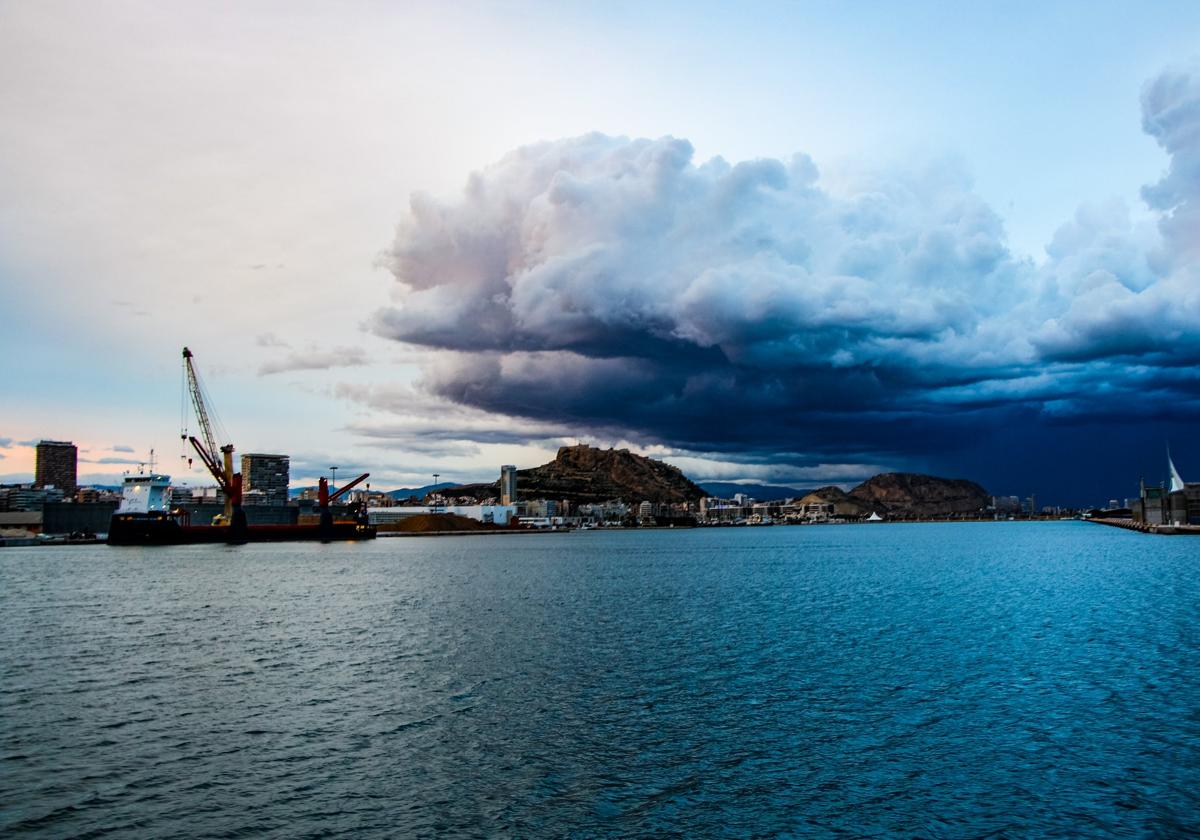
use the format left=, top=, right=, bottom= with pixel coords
left=3, top=3, right=1200, bottom=506
left=0, top=429, right=1191, bottom=518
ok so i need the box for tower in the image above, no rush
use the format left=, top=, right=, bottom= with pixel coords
left=500, top=465, right=517, bottom=506
left=35, top=440, right=77, bottom=496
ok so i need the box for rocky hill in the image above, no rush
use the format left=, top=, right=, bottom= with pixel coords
left=796, top=486, right=875, bottom=518
left=449, top=445, right=706, bottom=505
left=849, top=473, right=989, bottom=519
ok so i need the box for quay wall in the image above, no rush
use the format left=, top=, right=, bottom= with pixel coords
left=43, top=502, right=118, bottom=535
left=1089, top=517, right=1200, bottom=536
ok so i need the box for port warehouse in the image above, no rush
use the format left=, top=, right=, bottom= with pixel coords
left=1133, top=483, right=1200, bottom=525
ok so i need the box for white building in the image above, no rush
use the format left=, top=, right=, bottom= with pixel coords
left=367, top=504, right=516, bottom=526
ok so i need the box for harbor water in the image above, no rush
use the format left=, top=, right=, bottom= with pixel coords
left=2, top=522, right=1199, bottom=836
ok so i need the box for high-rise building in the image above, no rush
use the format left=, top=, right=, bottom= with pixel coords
left=35, top=440, right=77, bottom=496
left=241, top=453, right=290, bottom=506
left=500, top=465, right=517, bottom=506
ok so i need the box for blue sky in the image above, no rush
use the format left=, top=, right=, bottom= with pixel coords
left=1, top=1, right=1198, bottom=505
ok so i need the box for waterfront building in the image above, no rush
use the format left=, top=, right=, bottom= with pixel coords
left=75, top=487, right=119, bottom=504
left=801, top=501, right=836, bottom=521
left=0, top=510, right=43, bottom=534
left=241, top=453, right=290, bottom=506
left=367, top=504, right=516, bottom=526
left=523, top=499, right=559, bottom=518
left=1133, top=452, right=1200, bottom=526
left=345, top=490, right=393, bottom=507
left=173, top=486, right=224, bottom=506
left=576, top=501, right=628, bottom=523
left=4, top=486, right=64, bottom=511
left=992, top=495, right=1021, bottom=515
left=500, top=465, right=517, bottom=506
left=35, top=440, right=77, bottom=496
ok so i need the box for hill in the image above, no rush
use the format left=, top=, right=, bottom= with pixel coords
left=796, top=485, right=875, bottom=518
left=849, top=473, right=989, bottom=519
left=449, top=445, right=706, bottom=505
left=386, top=482, right=458, bottom=501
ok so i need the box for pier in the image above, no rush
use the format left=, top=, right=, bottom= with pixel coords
left=1089, top=517, right=1200, bottom=536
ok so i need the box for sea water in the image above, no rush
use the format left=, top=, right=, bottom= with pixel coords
left=2, top=522, right=1198, bottom=836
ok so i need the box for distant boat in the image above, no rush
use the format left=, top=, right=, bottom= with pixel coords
left=866, top=512, right=884, bottom=522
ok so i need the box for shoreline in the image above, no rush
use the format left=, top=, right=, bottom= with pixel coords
left=1, top=518, right=1091, bottom=547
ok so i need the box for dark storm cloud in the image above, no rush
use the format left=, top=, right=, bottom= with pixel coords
left=370, top=66, right=1200, bottom=501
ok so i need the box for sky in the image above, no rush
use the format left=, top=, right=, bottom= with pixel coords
left=1, top=0, right=1198, bottom=506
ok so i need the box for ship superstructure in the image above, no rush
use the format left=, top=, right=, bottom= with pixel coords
left=116, top=472, right=172, bottom=515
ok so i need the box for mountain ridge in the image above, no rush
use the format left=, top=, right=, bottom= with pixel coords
left=849, top=472, right=990, bottom=518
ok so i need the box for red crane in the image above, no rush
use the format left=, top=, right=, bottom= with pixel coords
left=318, top=473, right=369, bottom=507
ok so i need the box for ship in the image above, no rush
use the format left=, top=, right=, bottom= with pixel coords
left=107, top=471, right=376, bottom=544
left=106, top=347, right=376, bottom=545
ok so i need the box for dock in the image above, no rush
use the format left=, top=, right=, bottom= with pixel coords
left=1089, top=517, right=1200, bottom=535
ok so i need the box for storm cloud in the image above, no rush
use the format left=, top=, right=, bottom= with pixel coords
left=371, top=66, right=1200, bottom=501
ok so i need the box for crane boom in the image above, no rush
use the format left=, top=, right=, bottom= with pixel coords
left=317, top=473, right=369, bottom=506
left=183, top=347, right=222, bottom=478
left=330, top=473, right=369, bottom=502
left=188, top=435, right=224, bottom=486
left=181, top=347, right=240, bottom=523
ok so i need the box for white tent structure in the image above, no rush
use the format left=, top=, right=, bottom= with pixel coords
left=1168, top=449, right=1186, bottom=493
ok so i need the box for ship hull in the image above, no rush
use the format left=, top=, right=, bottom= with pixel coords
left=107, top=512, right=376, bottom=545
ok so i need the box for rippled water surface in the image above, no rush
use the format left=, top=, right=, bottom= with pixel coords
left=3, top=522, right=1200, bottom=837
